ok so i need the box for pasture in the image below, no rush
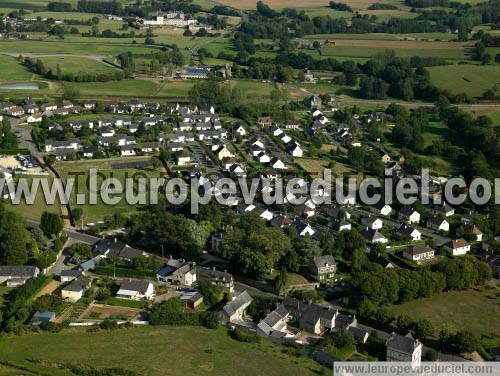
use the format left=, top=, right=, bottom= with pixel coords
left=389, top=287, right=500, bottom=337
left=0, top=55, right=33, bottom=82
left=321, top=40, right=469, bottom=61
left=53, top=157, right=166, bottom=223
left=0, top=326, right=323, bottom=376
left=213, top=0, right=380, bottom=10
left=0, top=40, right=153, bottom=56
left=39, top=56, right=117, bottom=75
left=427, top=64, right=500, bottom=98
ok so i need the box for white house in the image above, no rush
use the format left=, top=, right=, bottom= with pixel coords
left=361, top=215, right=383, bottom=230
left=26, top=113, right=42, bottom=123
left=399, top=207, right=420, bottom=224
left=294, top=219, right=315, bottom=236
left=288, top=142, right=303, bottom=157
left=386, top=332, right=422, bottom=369
left=120, top=145, right=136, bottom=157
left=370, top=202, right=392, bottom=216
left=256, top=152, right=270, bottom=164
left=117, top=279, right=154, bottom=300
left=270, top=157, right=286, bottom=169
left=398, top=224, right=421, bottom=241
left=427, top=217, right=449, bottom=232
left=445, top=238, right=471, bottom=256
left=235, top=125, right=246, bottom=136
left=403, top=245, right=435, bottom=263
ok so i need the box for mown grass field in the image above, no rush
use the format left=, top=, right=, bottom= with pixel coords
left=389, top=287, right=500, bottom=337
left=39, top=56, right=118, bottom=75
left=0, top=55, right=33, bottom=82
left=428, top=64, right=500, bottom=97
left=321, top=43, right=468, bottom=61
left=7, top=175, right=62, bottom=222
left=0, top=326, right=323, bottom=376
left=54, top=157, right=166, bottom=223
left=305, top=32, right=459, bottom=41
left=214, top=0, right=379, bottom=10
left=0, top=40, right=152, bottom=55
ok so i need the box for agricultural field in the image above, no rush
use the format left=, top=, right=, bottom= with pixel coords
left=226, top=79, right=277, bottom=100
left=389, top=287, right=500, bottom=337
left=39, top=56, right=118, bottom=76
left=61, top=79, right=162, bottom=98
left=0, top=55, right=33, bottom=82
left=53, top=157, right=166, bottom=224
left=321, top=40, right=469, bottom=61
left=0, top=40, right=152, bottom=56
left=428, top=64, right=500, bottom=98
left=0, top=326, right=323, bottom=376
left=213, top=0, right=380, bottom=10
left=305, top=32, right=458, bottom=41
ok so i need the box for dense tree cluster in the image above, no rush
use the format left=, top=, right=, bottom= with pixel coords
left=221, top=214, right=291, bottom=280
left=77, top=0, right=122, bottom=15
left=352, top=255, right=491, bottom=307
left=0, top=205, right=30, bottom=265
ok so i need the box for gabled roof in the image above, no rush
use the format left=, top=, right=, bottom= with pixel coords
left=312, top=255, right=336, bottom=269
left=386, top=332, right=420, bottom=353
left=119, top=279, right=151, bottom=294
left=222, top=290, right=252, bottom=317
left=447, top=238, right=469, bottom=249
left=62, top=276, right=90, bottom=292
left=404, top=244, right=434, bottom=256
left=0, top=265, right=38, bottom=278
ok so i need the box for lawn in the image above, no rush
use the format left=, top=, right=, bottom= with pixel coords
left=53, top=157, right=166, bottom=223
left=388, top=287, right=500, bottom=337
left=421, top=121, right=450, bottom=148
left=39, top=56, right=118, bottom=76
left=0, top=55, right=33, bottom=82
left=7, top=175, right=62, bottom=222
left=0, top=40, right=153, bottom=56
left=427, top=64, right=500, bottom=98
left=0, top=326, right=323, bottom=375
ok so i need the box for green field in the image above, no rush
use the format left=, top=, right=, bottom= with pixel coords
left=321, top=45, right=467, bottom=60
left=40, top=56, right=118, bottom=75
left=389, top=287, right=500, bottom=337
left=54, top=158, right=166, bottom=223
left=0, top=326, right=323, bottom=375
left=0, top=55, right=33, bottom=82
left=428, top=64, right=500, bottom=97
left=7, top=175, right=62, bottom=222
left=422, top=121, right=450, bottom=148
left=0, top=40, right=153, bottom=56
left=305, top=32, right=458, bottom=41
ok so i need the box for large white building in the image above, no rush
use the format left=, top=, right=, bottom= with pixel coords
left=143, top=11, right=197, bottom=27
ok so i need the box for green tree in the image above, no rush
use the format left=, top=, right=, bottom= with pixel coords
left=40, top=212, right=64, bottom=238
left=0, top=206, right=29, bottom=265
